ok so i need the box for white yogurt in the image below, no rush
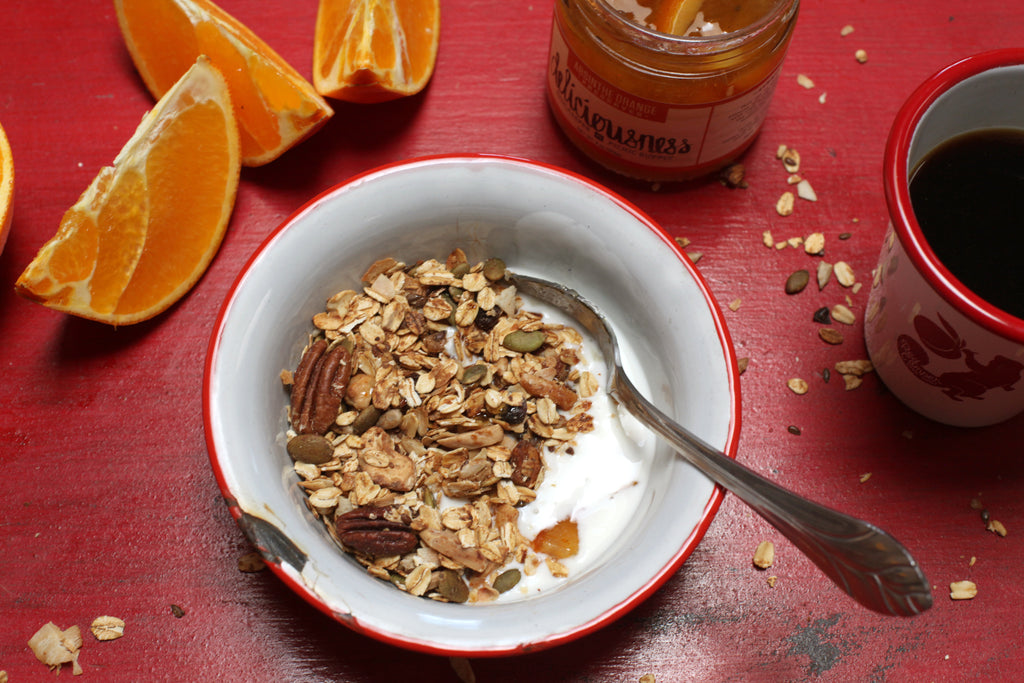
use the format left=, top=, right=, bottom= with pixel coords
left=492, top=298, right=656, bottom=602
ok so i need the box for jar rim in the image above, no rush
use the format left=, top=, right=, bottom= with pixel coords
left=589, top=0, right=799, bottom=52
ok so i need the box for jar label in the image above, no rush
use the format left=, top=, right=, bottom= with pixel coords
left=546, top=18, right=783, bottom=172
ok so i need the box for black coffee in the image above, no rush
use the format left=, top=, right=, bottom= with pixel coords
left=909, top=127, right=1024, bottom=319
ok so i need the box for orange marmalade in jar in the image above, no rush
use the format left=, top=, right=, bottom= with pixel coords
left=547, top=0, right=799, bottom=181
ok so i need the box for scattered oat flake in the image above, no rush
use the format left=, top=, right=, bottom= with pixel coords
left=786, top=236, right=804, bottom=248
left=950, top=580, right=977, bottom=600
left=797, top=74, right=815, bottom=89
left=787, top=378, right=809, bottom=395
left=90, top=616, right=125, bottom=641
left=797, top=179, right=818, bottom=202
left=786, top=173, right=802, bottom=185
left=840, top=24, right=855, bottom=36
left=831, top=303, right=856, bottom=325
left=859, top=472, right=872, bottom=483
left=767, top=575, right=778, bottom=587
left=842, top=374, right=863, bottom=390
left=639, top=676, right=657, bottom=683
left=688, top=251, right=704, bottom=264
left=28, top=623, right=83, bottom=675
left=762, top=230, right=774, bottom=248
left=835, top=359, right=874, bottom=376
left=753, top=540, right=775, bottom=568
left=238, top=551, right=267, bottom=572
left=729, top=298, right=742, bottom=311
left=834, top=261, right=856, bottom=287
left=855, top=49, right=868, bottom=63
left=804, top=232, right=825, bottom=254
left=987, top=520, right=1007, bottom=537
left=674, top=236, right=691, bottom=248
left=776, top=191, right=795, bottom=216
left=720, top=163, right=747, bottom=188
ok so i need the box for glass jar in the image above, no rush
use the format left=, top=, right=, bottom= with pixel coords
left=546, top=0, right=799, bottom=181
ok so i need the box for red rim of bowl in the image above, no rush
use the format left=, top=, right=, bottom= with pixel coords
left=203, top=153, right=742, bottom=656
left=883, top=48, right=1024, bottom=345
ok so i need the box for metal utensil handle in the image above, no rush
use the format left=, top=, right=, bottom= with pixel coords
left=611, top=370, right=933, bottom=617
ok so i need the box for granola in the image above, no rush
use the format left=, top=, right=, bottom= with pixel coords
left=281, top=250, right=598, bottom=603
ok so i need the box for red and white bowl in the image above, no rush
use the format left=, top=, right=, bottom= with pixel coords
left=204, top=154, right=740, bottom=655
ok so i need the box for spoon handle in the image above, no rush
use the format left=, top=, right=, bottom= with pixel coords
left=612, top=371, right=933, bottom=617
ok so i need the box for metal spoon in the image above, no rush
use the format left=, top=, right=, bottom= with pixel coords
left=509, top=272, right=933, bottom=617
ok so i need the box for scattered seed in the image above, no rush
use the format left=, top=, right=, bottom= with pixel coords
left=831, top=303, right=856, bottom=325
left=776, top=191, right=795, bottom=216
left=969, top=498, right=984, bottom=510
left=839, top=232, right=852, bottom=240
left=787, top=173, right=802, bottom=185
left=797, top=179, right=818, bottom=202
left=720, top=163, right=747, bottom=188
left=834, top=261, right=856, bottom=287
left=785, top=269, right=810, bottom=294
left=238, top=552, right=266, bottom=573
left=981, top=508, right=990, bottom=523
left=780, top=147, right=801, bottom=173
left=640, top=675, right=657, bottom=683
left=767, top=575, right=778, bottom=587
left=859, top=472, right=872, bottom=483
left=804, top=232, right=825, bottom=254
left=812, top=306, right=832, bottom=324
left=797, top=74, right=815, bottom=89
left=969, top=556, right=977, bottom=567
left=855, top=49, right=868, bottom=64
left=840, top=24, right=855, bottom=36
left=688, top=251, right=704, bottom=264
left=170, top=604, right=186, bottom=618
left=950, top=580, right=977, bottom=600
left=987, top=520, right=1007, bottom=537
left=675, top=236, right=691, bottom=248
left=753, top=540, right=775, bottom=568
left=787, top=378, right=809, bottom=395
left=90, top=616, right=126, bottom=642
left=818, top=92, right=827, bottom=105
left=817, top=263, right=833, bottom=291
left=822, top=368, right=831, bottom=383
left=737, top=357, right=750, bottom=374
left=787, top=425, right=802, bottom=435
left=818, top=327, right=844, bottom=345
left=728, top=298, right=742, bottom=311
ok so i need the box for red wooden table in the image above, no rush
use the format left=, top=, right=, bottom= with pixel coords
left=2, top=1, right=1023, bottom=680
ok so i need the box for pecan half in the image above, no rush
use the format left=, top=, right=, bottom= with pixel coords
left=335, top=506, right=418, bottom=557
left=294, top=341, right=353, bottom=435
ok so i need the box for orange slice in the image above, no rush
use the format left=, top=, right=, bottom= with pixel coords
left=0, top=121, right=13, bottom=256
left=115, top=0, right=333, bottom=166
left=650, top=0, right=705, bottom=35
left=313, top=0, right=440, bottom=103
left=15, top=57, right=240, bottom=326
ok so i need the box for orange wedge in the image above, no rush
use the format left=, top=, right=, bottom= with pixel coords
left=650, top=0, right=705, bottom=35
left=313, top=0, right=440, bottom=103
left=115, top=0, right=333, bottom=166
left=0, top=121, right=12, bottom=256
left=15, top=57, right=240, bottom=326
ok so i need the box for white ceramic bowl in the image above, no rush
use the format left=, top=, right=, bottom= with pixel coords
left=204, top=154, right=740, bottom=655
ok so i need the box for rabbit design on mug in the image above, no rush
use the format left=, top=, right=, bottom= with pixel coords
left=897, top=313, right=1024, bottom=401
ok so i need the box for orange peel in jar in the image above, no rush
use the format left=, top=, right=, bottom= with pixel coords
left=650, top=0, right=705, bottom=35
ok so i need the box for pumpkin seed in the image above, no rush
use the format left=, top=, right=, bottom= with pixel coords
left=492, top=568, right=521, bottom=593
left=502, top=330, right=546, bottom=353
left=482, top=257, right=506, bottom=281
left=812, top=306, right=831, bottom=324
left=450, top=262, right=471, bottom=278
left=351, top=406, right=382, bottom=435
left=785, top=269, right=809, bottom=294
left=460, top=363, right=488, bottom=385
left=286, top=434, right=334, bottom=464
left=437, top=570, right=469, bottom=603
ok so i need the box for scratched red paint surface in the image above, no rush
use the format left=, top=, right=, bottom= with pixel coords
left=2, top=1, right=1022, bottom=680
